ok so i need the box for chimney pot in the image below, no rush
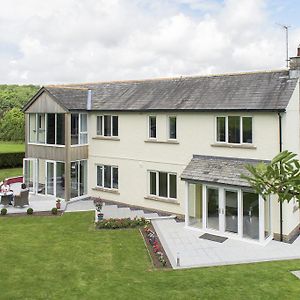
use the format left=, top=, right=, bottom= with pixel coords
left=297, top=44, right=300, bottom=57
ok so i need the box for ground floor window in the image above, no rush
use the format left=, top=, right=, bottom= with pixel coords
left=149, top=171, right=177, bottom=199
left=186, top=183, right=271, bottom=242
left=96, top=165, right=118, bottom=190
left=23, top=158, right=65, bottom=199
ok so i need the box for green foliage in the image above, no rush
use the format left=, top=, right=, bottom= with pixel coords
left=0, top=85, right=39, bottom=142
left=27, top=208, right=33, bottom=215
left=51, top=208, right=58, bottom=215
left=0, top=142, right=25, bottom=153
left=242, top=150, right=300, bottom=204
left=0, top=152, right=24, bottom=168
left=0, top=85, right=39, bottom=114
left=0, top=212, right=300, bottom=298
left=0, top=168, right=23, bottom=182
left=1, top=208, right=7, bottom=216
left=0, top=108, right=25, bottom=141
left=96, top=217, right=149, bottom=229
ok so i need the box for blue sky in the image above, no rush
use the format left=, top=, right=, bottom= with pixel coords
left=0, top=0, right=299, bottom=84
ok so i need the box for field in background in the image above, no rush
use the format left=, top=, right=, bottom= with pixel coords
left=0, top=142, right=24, bottom=153
left=0, top=168, right=23, bottom=182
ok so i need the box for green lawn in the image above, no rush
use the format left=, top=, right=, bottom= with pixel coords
left=0, top=167, right=22, bottom=181
left=0, top=212, right=300, bottom=299
left=0, top=142, right=24, bottom=153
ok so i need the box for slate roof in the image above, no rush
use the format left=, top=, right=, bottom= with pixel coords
left=181, top=155, right=270, bottom=187
left=25, top=69, right=297, bottom=112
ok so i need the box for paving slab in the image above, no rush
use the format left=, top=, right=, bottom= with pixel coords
left=0, top=194, right=65, bottom=214
left=152, top=219, right=300, bottom=269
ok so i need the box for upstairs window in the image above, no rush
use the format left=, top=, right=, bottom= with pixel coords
left=28, top=113, right=65, bottom=145
left=97, top=115, right=118, bottom=137
left=216, top=116, right=252, bottom=144
left=71, top=113, right=87, bottom=145
left=149, top=171, right=177, bottom=199
left=169, top=116, right=177, bottom=140
left=149, top=116, right=156, bottom=139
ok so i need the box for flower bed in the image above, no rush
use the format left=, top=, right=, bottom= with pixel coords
left=95, top=217, right=150, bottom=229
left=141, top=224, right=171, bottom=268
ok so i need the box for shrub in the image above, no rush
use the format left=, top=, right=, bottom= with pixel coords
left=1, top=208, right=7, bottom=215
left=51, top=207, right=58, bottom=215
left=95, top=217, right=149, bottom=230
left=0, top=152, right=24, bottom=168
left=27, top=208, right=33, bottom=215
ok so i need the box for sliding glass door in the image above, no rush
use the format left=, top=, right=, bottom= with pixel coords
left=206, top=187, right=220, bottom=230
left=70, top=160, right=87, bottom=199
left=225, top=190, right=238, bottom=234
left=23, top=158, right=36, bottom=193
left=46, top=161, right=55, bottom=196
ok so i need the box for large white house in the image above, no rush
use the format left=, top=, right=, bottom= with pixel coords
left=23, top=47, right=300, bottom=245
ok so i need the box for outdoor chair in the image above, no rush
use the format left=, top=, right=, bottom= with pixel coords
left=0, top=195, right=11, bottom=206
left=14, top=190, right=29, bottom=208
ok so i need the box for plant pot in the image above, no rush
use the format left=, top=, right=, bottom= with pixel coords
left=97, top=213, right=104, bottom=221
left=56, top=203, right=61, bottom=209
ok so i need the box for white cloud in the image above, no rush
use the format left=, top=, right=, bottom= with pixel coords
left=0, top=0, right=299, bottom=84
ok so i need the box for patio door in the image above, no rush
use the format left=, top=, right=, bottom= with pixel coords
left=45, top=161, right=55, bottom=196
left=23, top=158, right=37, bottom=193
left=206, top=186, right=239, bottom=235
left=206, top=187, right=221, bottom=231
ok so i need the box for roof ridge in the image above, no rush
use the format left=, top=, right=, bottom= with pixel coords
left=46, top=86, right=89, bottom=90
left=43, top=69, right=288, bottom=87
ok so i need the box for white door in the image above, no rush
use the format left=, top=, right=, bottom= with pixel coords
left=205, top=186, right=240, bottom=236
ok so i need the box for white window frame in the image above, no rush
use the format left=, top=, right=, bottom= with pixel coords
left=148, top=170, right=177, bottom=199
left=148, top=116, right=157, bottom=139
left=168, top=115, right=177, bottom=140
left=79, top=113, right=88, bottom=144
left=28, top=113, right=65, bottom=147
left=70, top=113, right=88, bottom=146
left=96, top=115, right=118, bottom=137
left=96, top=164, right=119, bottom=190
left=215, top=116, right=253, bottom=145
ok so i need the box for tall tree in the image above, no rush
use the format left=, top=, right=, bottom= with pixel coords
left=0, top=108, right=25, bottom=141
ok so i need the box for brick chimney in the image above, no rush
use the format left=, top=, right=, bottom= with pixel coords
left=289, top=44, right=300, bottom=78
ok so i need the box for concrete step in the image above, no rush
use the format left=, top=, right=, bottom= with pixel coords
left=144, top=213, right=159, bottom=219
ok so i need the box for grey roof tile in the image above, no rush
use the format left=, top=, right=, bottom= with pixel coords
left=42, top=70, right=298, bottom=111
left=181, top=155, right=270, bottom=187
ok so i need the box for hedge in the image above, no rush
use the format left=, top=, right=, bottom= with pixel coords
left=0, top=152, right=25, bottom=168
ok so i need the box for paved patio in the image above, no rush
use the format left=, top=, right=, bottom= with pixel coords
left=0, top=194, right=66, bottom=214
left=152, top=219, right=300, bottom=269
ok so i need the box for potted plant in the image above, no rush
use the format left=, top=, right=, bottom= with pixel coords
left=56, top=199, right=61, bottom=209
left=95, top=201, right=104, bottom=221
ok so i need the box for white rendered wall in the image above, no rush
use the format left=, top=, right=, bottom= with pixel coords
left=281, top=80, right=300, bottom=235
left=88, top=111, right=282, bottom=215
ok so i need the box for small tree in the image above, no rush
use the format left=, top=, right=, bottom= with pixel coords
left=242, top=151, right=300, bottom=204
left=242, top=150, right=300, bottom=241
